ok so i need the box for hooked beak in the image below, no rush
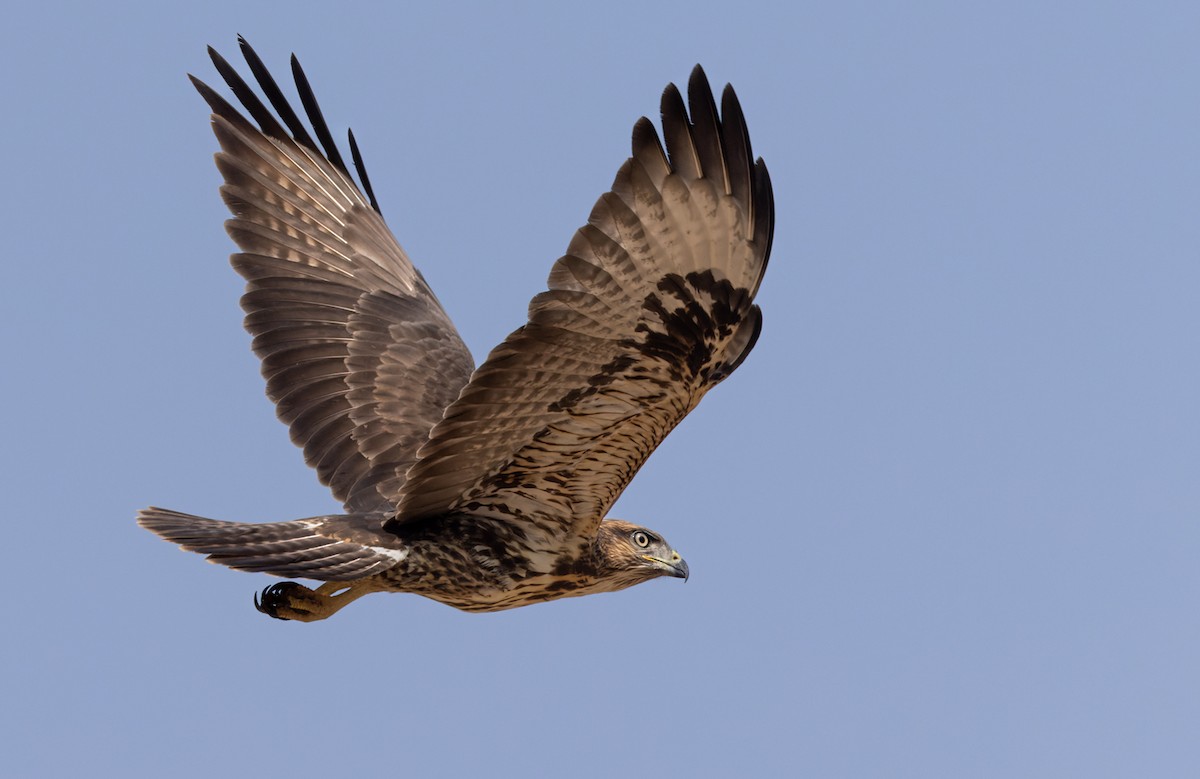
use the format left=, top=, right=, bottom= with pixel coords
left=644, top=551, right=689, bottom=581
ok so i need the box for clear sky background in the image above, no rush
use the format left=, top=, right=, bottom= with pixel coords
left=3, top=1, right=1197, bottom=776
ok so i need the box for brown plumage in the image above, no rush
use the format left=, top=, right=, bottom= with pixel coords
left=138, top=38, right=774, bottom=621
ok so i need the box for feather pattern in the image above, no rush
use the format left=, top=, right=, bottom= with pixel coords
left=138, top=508, right=402, bottom=580
left=193, top=38, right=475, bottom=513
left=393, top=65, right=774, bottom=546
left=140, top=49, right=773, bottom=619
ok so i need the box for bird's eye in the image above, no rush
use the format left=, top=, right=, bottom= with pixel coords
left=632, top=531, right=651, bottom=548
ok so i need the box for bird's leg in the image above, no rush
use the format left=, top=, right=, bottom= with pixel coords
left=254, top=580, right=377, bottom=622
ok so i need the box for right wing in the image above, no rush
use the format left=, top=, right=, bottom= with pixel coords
left=392, top=67, right=773, bottom=545
left=193, top=38, right=475, bottom=512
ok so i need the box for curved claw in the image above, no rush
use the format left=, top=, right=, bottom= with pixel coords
left=254, top=581, right=307, bottom=620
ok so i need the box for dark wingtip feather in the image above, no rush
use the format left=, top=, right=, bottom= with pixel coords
left=207, top=43, right=289, bottom=140
left=348, top=128, right=381, bottom=214
left=659, top=82, right=701, bottom=180
left=189, top=73, right=227, bottom=114
left=290, top=53, right=351, bottom=178
left=199, top=39, right=382, bottom=213
left=191, top=73, right=266, bottom=145
left=630, top=116, right=669, bottom=184
left=752, top=158, right=775, bottom=288
left=237, top=36, right=319, bottom=153
left=630, top=116, right=659, bottom=155
left=685, top=65, right=729, bottom=192
left=719, top=83, right=754, bottom=218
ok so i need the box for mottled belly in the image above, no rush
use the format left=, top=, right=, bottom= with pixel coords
left=395, top=571, right=595, bottom=613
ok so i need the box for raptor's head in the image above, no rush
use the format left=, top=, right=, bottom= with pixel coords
left=594, top=519, right=689, bottom=590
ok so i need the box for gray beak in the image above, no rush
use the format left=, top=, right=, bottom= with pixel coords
left=643, top=550, right=689, bottom=581
left=667, top=553, right=689, bottom=581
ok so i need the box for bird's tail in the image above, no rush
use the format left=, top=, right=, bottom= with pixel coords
left=137, top=507, right=403, bottom=581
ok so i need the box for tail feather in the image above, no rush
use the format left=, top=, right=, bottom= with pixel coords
left=137, top=507, right=405, bottom=581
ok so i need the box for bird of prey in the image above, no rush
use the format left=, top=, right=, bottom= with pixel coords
left=138, top=38, right=774, bottom=621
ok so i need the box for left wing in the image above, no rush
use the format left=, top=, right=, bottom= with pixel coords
left=193, top=39, right=476, bottom=513
left=391, top=66, right=774, bottom=542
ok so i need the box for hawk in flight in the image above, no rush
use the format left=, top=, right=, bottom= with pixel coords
left=139, top=38, right=774, bottom=620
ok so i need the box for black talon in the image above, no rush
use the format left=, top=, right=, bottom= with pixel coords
left=254, top=582, right=302, bottom=620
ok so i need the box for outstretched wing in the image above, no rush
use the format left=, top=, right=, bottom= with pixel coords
left=195, top=38, right=475, bottom=513
left=392, top=66, right=774, bottom=542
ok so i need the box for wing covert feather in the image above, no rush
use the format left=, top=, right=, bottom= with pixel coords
left=394, top=66, right=773, bottom=541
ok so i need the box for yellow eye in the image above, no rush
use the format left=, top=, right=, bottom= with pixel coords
left=632, top=531, right=650, bottom=548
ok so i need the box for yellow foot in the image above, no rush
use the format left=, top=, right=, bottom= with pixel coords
left=253, top=581, right=372, bottom=622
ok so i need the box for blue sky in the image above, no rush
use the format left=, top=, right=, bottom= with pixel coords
left=3, top=1, right=1197, bottom=776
